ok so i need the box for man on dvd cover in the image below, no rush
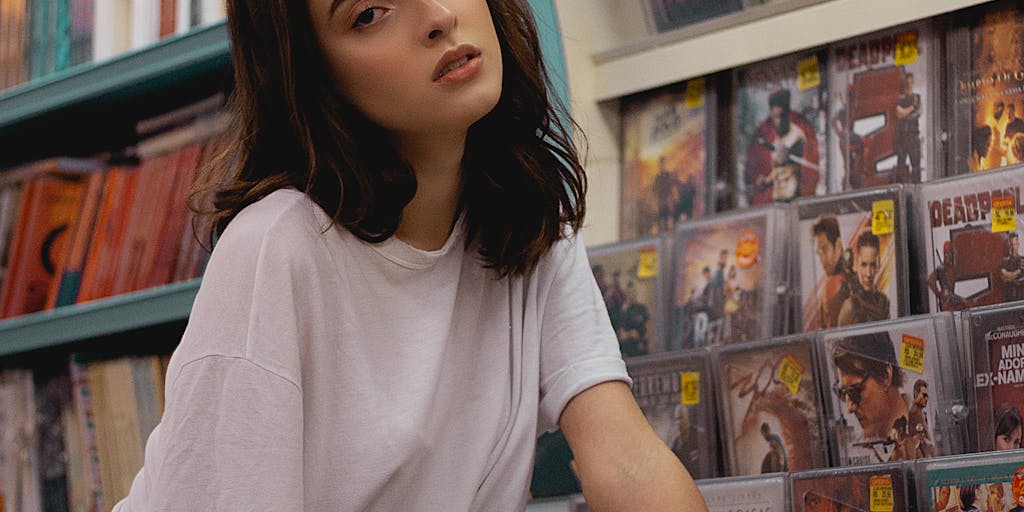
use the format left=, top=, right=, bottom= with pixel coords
left=1001, top=232, right=1024, bottom=301
left=896, top=72, right=922, bottom=181
left=747, top=89, right=819, bottom=203
left=810, top=215, right=855, bottom=329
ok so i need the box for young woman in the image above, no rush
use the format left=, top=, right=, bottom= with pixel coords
left=114, top=0, right=705, bottom=510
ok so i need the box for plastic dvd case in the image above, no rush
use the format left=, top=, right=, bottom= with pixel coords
left=917, top=449, right=1024, bottom=512
left=714, top=334, right=828, bottom=476
left=668, top=205, right=790, bottom=349
left=827, top=21, right=940, bottom=191
left=627, top=349, right=718, bottom=480
left=818, top=314, right=968, bottom=467
left=734, top=48, right=829, bottom=207
left=640, top=0, right=744, bottom=34
left=620, top=77, right=716, bottom=239
left=790, top=462, right=909, bottom=512
left=917, top=164, right=1024, bottom=313
left=963, top=302, right=1024, bottom=453
left=696, top=473, right=790, bottom=512
left=588, top=236, right=667, bottom=357
left=794, top=185, right=911, bottom=332
left=946, top=0, right=1024, bottom=175
left=567, top=493, right=588, bottom=512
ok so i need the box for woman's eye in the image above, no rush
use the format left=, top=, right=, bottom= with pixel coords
left=352, top=7, right=385, bottom=28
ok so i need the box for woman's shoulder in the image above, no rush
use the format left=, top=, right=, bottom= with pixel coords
left=215, top=188, right=332, bottom=257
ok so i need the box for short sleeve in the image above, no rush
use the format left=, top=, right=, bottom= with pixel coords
left=537, top=233, right=631, bottom=433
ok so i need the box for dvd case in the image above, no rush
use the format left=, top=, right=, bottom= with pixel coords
left=621, top=78, right=716, bottom=239
left=917, top=164, right=1024, bottom=313
left=917, top=449, right=1024, bottom=512
left=589, top=236, right=667, bottom=357
left=946, top=0, right=1024, bottom=175
left=567, top=493, right=588, bottom=512
left=790, top=462, right=909, bottom=512
left=828, top=21, right=940, bottom=190
left=627, top=349, right=718, bottom=480
left=697, top=473, right=790, bottom=512
left=668, top=205, right=790, bottom=349
left=714, top=334, right=828, bottom=476
left=794, top=185, right=911, bottom=332
left=818, top=314, right=968, bottom=467
left=734, top=49, right=829, bottom=207
left=963, top=302, right=1024, bottom=454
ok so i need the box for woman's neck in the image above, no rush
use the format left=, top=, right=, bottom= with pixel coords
left=393, top=131, right=467, bottom=251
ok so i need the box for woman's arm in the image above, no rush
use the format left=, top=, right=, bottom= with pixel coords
left=559, top=381, right=707, bottom=512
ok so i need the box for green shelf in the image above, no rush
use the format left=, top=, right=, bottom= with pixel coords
left=0, top=279, right=200, bottom=356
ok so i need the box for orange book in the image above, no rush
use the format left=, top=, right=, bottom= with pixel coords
left=112, top=152, right=178, bottom=294
left=158, top=0, right=176, bottom=38
left=147, top=143, right=202, bottom=288
left=77, top=165, right=142, bottom=303
left=47, top=168, right=107, bottom=309
left=0, top=161, right=97, bottom=318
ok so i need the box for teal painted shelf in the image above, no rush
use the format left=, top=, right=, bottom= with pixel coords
left=0, top=279, right=200, bottom=356
left=0, top=22, right=230, bottom=130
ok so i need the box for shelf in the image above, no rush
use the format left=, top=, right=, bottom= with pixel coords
left=0, top=279, right=200, bottom=357
left=590, top=0, right=990, bottom=101
left=0, top=22, right=233, bottom=169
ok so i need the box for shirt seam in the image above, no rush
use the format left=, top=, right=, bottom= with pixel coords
left=172, top=353, right=303, bottom=395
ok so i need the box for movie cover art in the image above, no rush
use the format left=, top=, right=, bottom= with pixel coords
left=716, top=335, right=826, bottom=476
left=669, top=207, right=786, bottom=348
left=919, top=167, right=1024, bottom=313
left=628, top=351, right=717, bottom=480
left=967, top=303, right=1024, bottom=453
left=642, top=0, right=743, bottom=33
left=820, top=316, right=960, bottom=467
left=697, top=474, right=789, bottom=512
left=589, top=237, right=665, bottom=357
left=947, top=0, right=1024, bottom=175
left=621, top=80, right=711, bottom=239
left=828, top=22, right=935, bottom=190
left=792, top=464, right=908, bottom=512
left=735, top=50, right=828, bottom=207
left=796, top=188, right=905, bottom=332
left=921, top=450, right=1024, bottom=512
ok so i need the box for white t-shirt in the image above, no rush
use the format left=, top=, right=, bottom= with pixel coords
left=113, top=188, right=629, bottom=511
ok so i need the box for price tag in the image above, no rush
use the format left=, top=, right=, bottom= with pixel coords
left=685, top=78, right=706, bottom=109
left=638, top=248, right=658, bottom=279
left=900, top=334, right=925, bottom=373
left=872, top=200, right=895, bottom=235
left=870, top=475, right=894, bottom=512
left=993, top=196, right=1017, bottom=233
left=894, top=31, right=919, bottom=66
left=798, top=55, right=821, bottom=91
left=680, top=372, right=700, bottom=405
left=776, top=354, right=804, bottom=395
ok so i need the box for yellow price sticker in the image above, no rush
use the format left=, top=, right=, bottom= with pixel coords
left=776, top=354, right=804, bottom=395
left=872, top=200, right=895, bottom=235
left=894, top=31, right=919, bottom=66
left=638, top=248, right=659, bottom=279
left=900, top=334, right=925, bottom=373
left=870, top=475, right=894, bottom=512
left=798, top=55, right=821, bottom=91
left=680, top=372, right=700, bottom=405
left=993, top=196, right=1017, bottom=233
left=685, top=78, right=706, bottom=109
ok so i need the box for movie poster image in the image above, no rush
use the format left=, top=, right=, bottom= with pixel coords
left=948, top=0, right=1024, bottom=175
left=922, top=451, right=1024, bottom=512
left=735, top=50, right=828, bottom=207
left=792, top=464, right=908, bottom=512
left=968, top=303, right=1024, bottom=453
left=628, top=351, right=716, bottom=479
left=669, top=208, right=783, bottom=348
left=716, top=336, right=826, bottom=476
left=796, top=189, right=903, bottom=332
left=589, top=238, right=664, bottom=357
left=828, top=22, right=934, bottom=190
left=621, top=80, right=710, bottom=240
left=820, top=317, right=950, bottom=467
left=697, top=474, right=789, bottom=512
left=919, top=168, right=1024, bottom=313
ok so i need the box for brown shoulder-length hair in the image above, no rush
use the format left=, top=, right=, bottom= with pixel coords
left=192, top=0, right=587, bottom=277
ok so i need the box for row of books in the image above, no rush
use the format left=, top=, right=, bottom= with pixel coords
left=0, top=0, right=227, bottom=92
left=0, top=352, right=169, bottom=512
left=0, top=98, right=224, bottom=319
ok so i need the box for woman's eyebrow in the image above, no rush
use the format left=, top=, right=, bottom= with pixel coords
left=328, top=0, right=349, bottom=19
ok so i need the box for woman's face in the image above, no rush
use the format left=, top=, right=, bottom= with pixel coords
left=995, top=424, right=1023, bottom=450
left=307, top=0, right=503, bottom=140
